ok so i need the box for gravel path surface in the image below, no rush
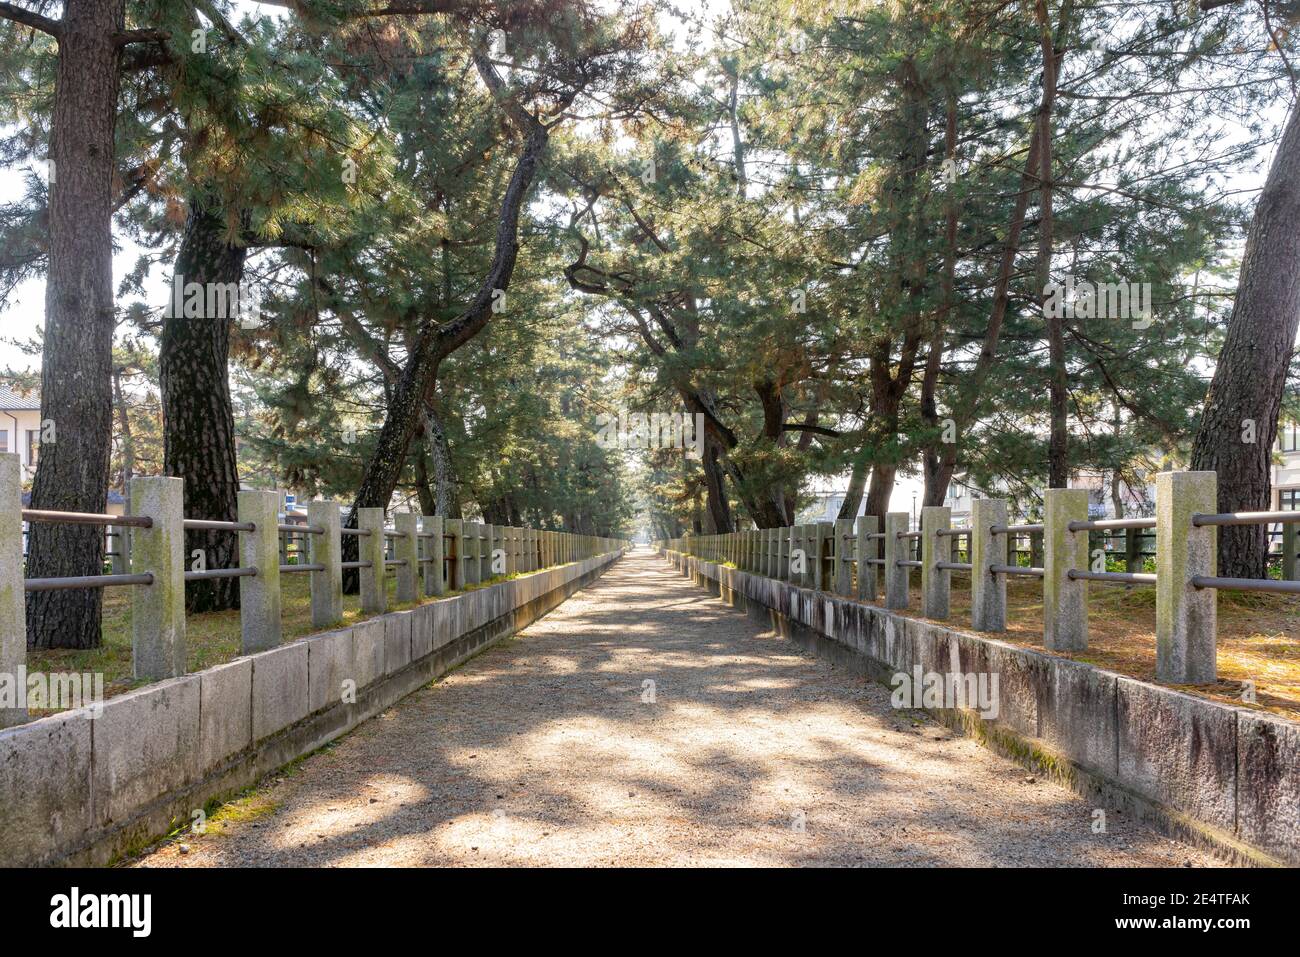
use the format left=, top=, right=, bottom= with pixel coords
left=135, top=549, right=1218, bottom=867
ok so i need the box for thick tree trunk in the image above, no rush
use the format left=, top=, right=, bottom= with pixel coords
left=25, top=0, right=125, bottom=650
left=921, top=92, right=961, bottom=509
left=421, top=405, right=459, bottom=517
left=1190, top=94, right=1300, bottom=578
left=701, top=432, right=733, bottom=533
left=160, top=198, right=246, bottom=612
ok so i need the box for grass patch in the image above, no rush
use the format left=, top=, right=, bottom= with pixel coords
left=926, top=572, right=1300, bottom=721
left=28, top=562, right=572, bottom=716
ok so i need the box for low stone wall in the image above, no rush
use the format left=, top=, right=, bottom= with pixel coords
left=661, top=549, right=1299, bottom=867
left=0, top=551, right=623, bottom=866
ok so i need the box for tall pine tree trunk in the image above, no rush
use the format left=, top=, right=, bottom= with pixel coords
left=25, top=0, right=124, bottom=650
left=1035, top=0, right=1069, bottom=489
left=160, top=198, right=245, bottom=612
left=1190, top=93, right=1300, bottom=578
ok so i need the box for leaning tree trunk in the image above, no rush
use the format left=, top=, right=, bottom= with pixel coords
left=837, top=453, right=870, bottom=521
left=25, top=0, right=125, bottom=650
left=342, top=115, right=548, bottom=591
left=1190, top=93, right=1300, bottom=579
left=864, top=462, right=897, bottom=527
left=160, top=198, right=246, bottom=612
left=701, top=431, right=734, bottom=534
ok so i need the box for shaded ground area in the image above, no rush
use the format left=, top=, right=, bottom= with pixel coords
left=134, top=549, right=1217, bottom=867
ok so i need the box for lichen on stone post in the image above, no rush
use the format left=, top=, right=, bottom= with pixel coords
left=0, top=454, right=28, bottom=727
left=1156, top=471, right=1217, bottom=684
left=921, top=505, right=951, bottom=619
left=395, top=510, right=419, bottom=603
left=1044, top=488, right=1089, bottom=652
left=238, top=489, right=283, bottom=653
left=971, top=498, right=1008, bottom=632
left=130, top=475, right=187, bottom=679
left=308, top=499, right=342, bottom=628
left=856, top=515, right=878, bottom=602
left=358, top=506, right=387, bottom=614
left=884, top=512, right=910, bottom=610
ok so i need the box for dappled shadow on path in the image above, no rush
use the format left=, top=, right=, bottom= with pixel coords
left=135, top=550, right=1214, bottom=868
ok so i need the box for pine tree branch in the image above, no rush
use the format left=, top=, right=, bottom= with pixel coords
left=0, top=2, right=61, bottom=38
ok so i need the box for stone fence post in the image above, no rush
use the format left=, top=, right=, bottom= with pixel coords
left=1044, top=488, right=1088, bottom=652
left=834, top=519, right=853, bottom=596
left=970, top=498, right=1007, bottom=632
left=395, top=510, right=419, bottom=603
left=921, top=505, right=950, bottom=619
left=813, top=522, right=830, bottom=590
left=308, top=499, right=342, bottom=628
left=884, top=512, right=910, bottom=609
left=445, top=519, right=462, bottom=591
left=358, top=506, right=387, bottom=614
left=1156, top=471, right=1217, bottom=684
left=856, top=515, right=877, bottom=602
left=424, top=516, right=445, bottom=596
left=1, top=454, right=27, bottom=727
left=238, top=488, right=282, bottom=654
left=130, top=476, right=187, bottom=679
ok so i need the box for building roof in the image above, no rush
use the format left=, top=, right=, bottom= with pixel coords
left=0, top=385, right=40, bottom=410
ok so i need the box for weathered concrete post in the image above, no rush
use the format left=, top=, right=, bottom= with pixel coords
left=237, top=488, right=282, bottom=654
left=444, top=518, right=462, bottom=591
left=1, top=454, right=27, bottom=726
left=1030, top=529, right=1045, bottom=568
left=308, top=499, right=342, bottom=628
left=395, top=511, right=419, bottom=603
left=856, top=515, right=877, bottom=601
left=921, top=506, right=951, bottom=619
left=461, top=521, right=479, bottom=585
left=1044, top=488, right=1089, bottom=652
left=358, top=506, right=387, bottom=614
left=813, top=522, right=830, bottom=590
left=797, top=524, right=813, bottom=587
left=1283, top=521, right=1298, bottom=581
left=424, top=515, right=445, bottom=597
left=834, top=519, right=853, bottom=596
left=1156, top=471, right=1218, bottom=684
left=970, top=498, right=1007, bottom=632
left=131, top=476, right=188, bottom=679
left=884, top=512, right=910, bottom=609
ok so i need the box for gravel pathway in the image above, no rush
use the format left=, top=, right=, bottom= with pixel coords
left=135, top=549, right=1218, bottom=867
